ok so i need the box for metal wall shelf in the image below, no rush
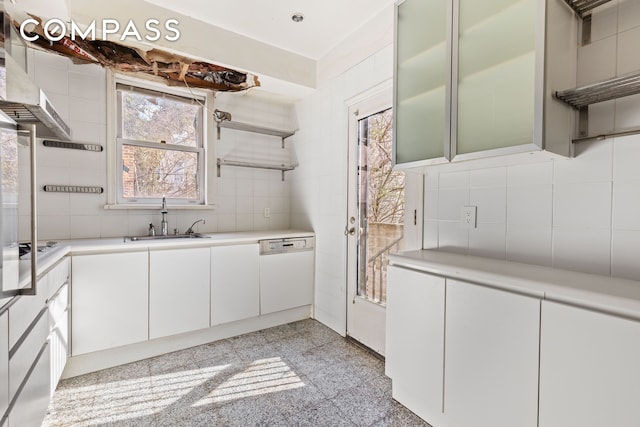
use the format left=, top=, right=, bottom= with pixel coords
left=214, top=109, right=295, bottom=148
left=555, top=70, right=640, bottom=109
left=563, top=0, right=612, bottom=17
left=216, top=158, right=296, bottom=181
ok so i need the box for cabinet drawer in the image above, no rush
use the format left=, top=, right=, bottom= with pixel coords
left=9, top=309, right=48, bottom=398
left=47, top=258, right=69, bottom=301
left=48, top=284, right=68, bottom=330
left=49, top=313, right=68, bottom=396
left=8, top=342, right=50, bottom=427
left=8, top=277, right=47, bottom=349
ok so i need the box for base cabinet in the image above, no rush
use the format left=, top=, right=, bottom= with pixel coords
left=386, top=266, right=445, bottom=425
left=149, top=248, right=210, bottom=339
left=72, top=252, right=149, bottom=355
left=539, top=301, right=640, bottom=427
left=210, top=244, right=259, bottom=325
left=444, top=280, right=540, bottom=427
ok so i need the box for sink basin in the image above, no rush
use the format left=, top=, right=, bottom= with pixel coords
left=127, top=233, right=210, bottom=242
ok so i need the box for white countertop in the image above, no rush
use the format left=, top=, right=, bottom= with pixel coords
left=13, top=229, right=314, bottom=296
left=389, top=249, right=640, bottom=320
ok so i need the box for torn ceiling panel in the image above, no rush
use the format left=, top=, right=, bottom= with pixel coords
left=16, top=17, right=260, bottom=92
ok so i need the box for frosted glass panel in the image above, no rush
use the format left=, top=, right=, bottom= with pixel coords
left=397, top=87, right=447, bottom=163
left=395, top=0, right=448, bottom=164
left=457, top=0, right=536, bottom=155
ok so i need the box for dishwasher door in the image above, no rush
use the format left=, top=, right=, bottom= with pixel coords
left=259, top=237, right=314, bottom=315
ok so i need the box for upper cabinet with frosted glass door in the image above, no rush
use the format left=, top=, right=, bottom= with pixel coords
left=393, top=0, right=578, bottom=167
left=393, top=0, right=451, bottom=167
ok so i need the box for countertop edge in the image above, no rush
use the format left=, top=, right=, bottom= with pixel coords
left=2, top=229, right=314, bottom=311
left=389, top=249, right=640, bottom=320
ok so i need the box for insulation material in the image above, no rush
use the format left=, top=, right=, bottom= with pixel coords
left=15, top=17, right=260, bottom=92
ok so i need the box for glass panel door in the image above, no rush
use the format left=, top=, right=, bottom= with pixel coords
left=346, top=85, right=401, bottom=355
left=394, top=0, right=449, bottom=165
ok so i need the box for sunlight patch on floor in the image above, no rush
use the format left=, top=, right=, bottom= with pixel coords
left=192, top=357, right=305, bottom=406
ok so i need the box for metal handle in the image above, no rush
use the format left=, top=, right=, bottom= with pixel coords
left=344, top=226, right=356, bottom=236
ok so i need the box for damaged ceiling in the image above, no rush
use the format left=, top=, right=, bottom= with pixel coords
left=17, top=16, right=261, bottom=93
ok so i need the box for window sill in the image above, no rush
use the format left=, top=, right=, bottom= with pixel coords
left=103, top=204, right=217, bottom=211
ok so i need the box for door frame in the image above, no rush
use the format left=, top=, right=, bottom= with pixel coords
left=345, top=80, right=393, bottom=355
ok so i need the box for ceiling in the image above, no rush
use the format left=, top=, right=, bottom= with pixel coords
left=143, top=0, right=396, bottom=60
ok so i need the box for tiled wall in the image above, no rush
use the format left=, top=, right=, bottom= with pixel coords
left=291, top=37, right=394, bottom=333
left=21, top=50, right=296, bottom=241
left=424, top=1, right=640, bottom=281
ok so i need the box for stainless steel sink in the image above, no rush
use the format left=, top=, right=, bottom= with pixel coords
left=126, top=233, right=210, bottom=242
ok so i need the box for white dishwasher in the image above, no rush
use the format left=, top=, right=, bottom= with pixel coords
left=259, top=237, right=315, bottom=315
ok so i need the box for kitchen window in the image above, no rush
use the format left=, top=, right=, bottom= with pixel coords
left=114, top=81, right=207, bottom=206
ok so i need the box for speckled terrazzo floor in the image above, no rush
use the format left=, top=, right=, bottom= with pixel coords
left=43, top=319, right=431, bottom=427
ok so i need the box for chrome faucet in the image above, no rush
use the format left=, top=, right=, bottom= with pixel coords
left=160, top=196, right=168, bottom=236
left=186, top=219, right=205, bottom=235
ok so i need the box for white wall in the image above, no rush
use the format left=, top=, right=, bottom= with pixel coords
left=424, top=1, right=640, bottom=281
left=22, top=50, right=296, bottom=241
left=291, top=8, right=394, bottom=335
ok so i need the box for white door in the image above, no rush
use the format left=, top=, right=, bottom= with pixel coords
left=346, top=84, right=403, bottom=355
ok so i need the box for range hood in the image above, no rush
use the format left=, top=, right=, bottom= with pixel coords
left=0, top=5, right=72, bottom=142
left=0, top=54, right=72, bottom=141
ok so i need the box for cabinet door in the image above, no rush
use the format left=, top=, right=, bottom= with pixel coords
left=0, top=312, right=8, bottom=419
left=72, top=252, right=149, bottom=355
left=211, top=244, right=259, bottom=325
left=454, top=0, right=537, bottom=159
left=149, top=247, right=210, bottom=339
left=539, top=301, right=640, bottom=427
left=394, top=0, right=450, bottom=166
left=386, top=266, right=445, bottom=425
left=444, top=279, right=539, bottom=427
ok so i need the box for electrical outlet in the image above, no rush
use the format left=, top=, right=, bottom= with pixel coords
left=263, top=207, right=271, bottom=219
left=461, top=206, right=477, bottom=228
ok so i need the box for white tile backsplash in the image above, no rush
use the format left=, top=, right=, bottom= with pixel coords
left=553, top=182, right=612, bottom=229
left=552, top=228, right=611, bottom=276
left=425, top=133, right=637, bottom=280
left=619, top=0, right=640, bottom=32
left=470, top=187, right=507, bottom=224
left=611, top=229, right=640, bottom=280
left=612, top=181, right=640, bottom=230
left=617, top=26, right=640, bottom=74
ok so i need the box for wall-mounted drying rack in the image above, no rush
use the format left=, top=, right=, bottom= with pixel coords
left=562, top=0, right=612, bottom=45
left=216, top=158, right=296, bottom=182
left=43, top=140, right=103, bottom=152
left=562, top=0, right=611, bottom=17
left=213, top=109, right=295, bottom=148
left=555, top=70, right=640, bottom=142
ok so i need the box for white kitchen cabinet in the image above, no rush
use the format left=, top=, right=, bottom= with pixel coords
left=0, top=311, right=8, bottom=420
left=444, top=279, right=540, bottom=427
left=393, top=0, right=576, bottom=167
left=149, top=247, right=210, bottom=339
left=539, top=301, right=640, bottom=427
left=394, top=0, right=449, bottom=166
left=71, top=251, right=149, bottom=355
left=210, top=244, right=259, bottom=325
left=385, top=266, right=445, bottom=425
left=8, top=275, right=47, bottom=349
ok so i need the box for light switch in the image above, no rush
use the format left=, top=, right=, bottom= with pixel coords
left=263, top=207, right=271, bottom=219
left=461, top=206, right=477, bottom=228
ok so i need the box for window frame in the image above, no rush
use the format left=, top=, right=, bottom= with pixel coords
left=106, top=73, right=215, bottom=209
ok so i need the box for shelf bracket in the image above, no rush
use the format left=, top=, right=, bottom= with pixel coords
left=578, top=106, right=589, bottom=139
